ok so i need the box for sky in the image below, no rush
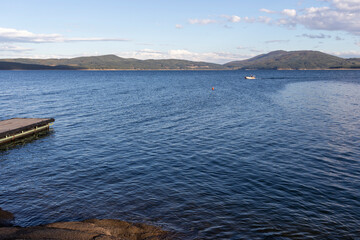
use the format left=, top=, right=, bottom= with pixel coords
left=1, top=0, right=360, bottom=63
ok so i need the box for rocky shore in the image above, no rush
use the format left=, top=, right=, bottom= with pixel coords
left=0, top=208, right=172, bottom=240
left=0, top=208, right=14, bottom=228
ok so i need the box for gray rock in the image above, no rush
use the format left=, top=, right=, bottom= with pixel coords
left=0, top=218, right=172, bottom=240
left=0, top=208, right=14, bottom=227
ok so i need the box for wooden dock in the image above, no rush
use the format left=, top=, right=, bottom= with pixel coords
left=0, top=118, right=54, bottom=145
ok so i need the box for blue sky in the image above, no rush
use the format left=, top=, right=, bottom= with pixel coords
left=1, top=0, right=360, bottom=63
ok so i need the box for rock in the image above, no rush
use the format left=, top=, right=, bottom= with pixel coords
left=0, top=218, right=172, bottom=240
left=0, top=208, right=14, bottom=227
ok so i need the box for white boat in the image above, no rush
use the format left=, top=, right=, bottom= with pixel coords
left=244, top=75, right=256, bottom=79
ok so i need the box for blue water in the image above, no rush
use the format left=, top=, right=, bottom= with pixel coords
left=0, top=70, right=359, bottom=239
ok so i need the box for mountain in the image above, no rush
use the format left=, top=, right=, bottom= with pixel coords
left=0, top=55, right=225, bottom=70
left=1, top=51, right=360, bottom=70
left=224, top=50, right=360, bottom=70
left=0, top=61, right=77, bottom=70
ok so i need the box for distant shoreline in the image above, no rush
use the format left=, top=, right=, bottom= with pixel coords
left=2, top=50, right=360, bottom=71
left=2, top=68, right=360, bottom=71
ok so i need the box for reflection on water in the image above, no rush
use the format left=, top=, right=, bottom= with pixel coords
left=0, top=130, right=54, bottom=152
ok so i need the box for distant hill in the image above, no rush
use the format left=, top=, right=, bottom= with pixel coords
left=0, top=55, right=225, bottom=70
left=0, top=61, right=77, bottom=70
left=1, top=51, right=360, bottom=70
left=224, top=50, right=360, bottom=70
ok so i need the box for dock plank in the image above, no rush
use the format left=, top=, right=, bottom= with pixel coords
left=0, top=118, right=55, bottom=139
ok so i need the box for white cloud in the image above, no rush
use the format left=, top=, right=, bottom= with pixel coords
left=175, top=24, right=183, bottom=29
left=265, top=40, right=290, bottom=44
left=168, top=49, right=193, bottom=57
left=275, top=1, right=360, bottom=35
left=260, top=8, right=276, bottom=14
left=242, top=17, right=257, bottom=23
left=227, top=15, right=241, bottom=23
left=64, top=37, right=129, bottom=42
left=222, top=15, right=271, bottom=24
left=0, top=27, right=62, bottom=43
left=0, top=48, right=257, bottom=64
left=0, top=52, right=103, bottom=59
left=281, top=9, right=297, bottom=17
left=167, top=50, right=253, bottom=63
left=330, top=0, right=360, bottom=11
left=117, top=49, right=253, bottom=63
left=0, top=27, right=129, bottom=43
left=0, top=44, right=32, bottom=52
left=124, top=49, right=165, bottom=59
left=188, top=14, right=272, bottom=27
left=256, top=1, right=360, bottom=35
left=188, top=19, right=217, bottom=25
left=298, top=33, right=332, bottom=39
left=257, top=16, right=272, bottom=23
left=330, top=49, right=360, bottom=58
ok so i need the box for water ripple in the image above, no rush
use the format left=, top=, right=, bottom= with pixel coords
left=0, top=70, right=359, bottom=239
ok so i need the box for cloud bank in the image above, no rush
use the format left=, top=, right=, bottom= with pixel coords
left=188, top=19, right=217, bottom=25
left=298, top=33, right=332, bottom=39
left=0, top=27, right=129, bottom=43
left=117, top=49, right=253, bottom=64
left=186, top=1, right=360, bottom=35
left=0, top=44, right=32, bottom=52
left=264, top=0, right=360, bottom=35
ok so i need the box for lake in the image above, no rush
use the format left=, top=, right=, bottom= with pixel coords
left=0, top=70, right=359, bottom=239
